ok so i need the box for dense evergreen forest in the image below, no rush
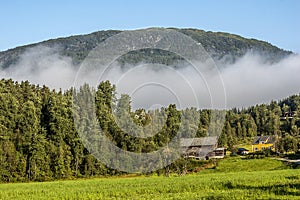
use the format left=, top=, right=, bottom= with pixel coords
left=0, top=79, right=299, bottom=182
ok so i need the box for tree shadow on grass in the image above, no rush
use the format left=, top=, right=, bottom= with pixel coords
left=222, top=181, right=300, bottom=196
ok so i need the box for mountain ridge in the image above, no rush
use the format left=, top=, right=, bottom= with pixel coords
left=0, top=28, right=293, bottom=69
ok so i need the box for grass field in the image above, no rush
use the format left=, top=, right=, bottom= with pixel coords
left=0, top=158, right=299, bottom=200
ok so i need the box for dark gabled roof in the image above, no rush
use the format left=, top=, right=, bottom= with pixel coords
left=252, top=135, right=276, bottom=145
left=180, top=136, right=218, bottom=147
left=238, top=148, right=249, bottom=151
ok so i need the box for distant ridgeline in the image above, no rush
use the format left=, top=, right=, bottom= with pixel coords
left=0, top=28, right=292, bottom=69
left=0, top=79, right=299, bottom=182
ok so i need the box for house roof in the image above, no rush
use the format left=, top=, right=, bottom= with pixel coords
left=238, top=148, right=249, bottom=151
left=180, top=136, right=218, bottom=147
left=252, top=135, right=276, bottom=145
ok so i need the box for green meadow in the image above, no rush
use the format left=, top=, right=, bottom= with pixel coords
left=1, top=157, right=299, bottom=200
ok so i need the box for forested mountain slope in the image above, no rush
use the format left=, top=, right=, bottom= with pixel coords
left=0, top=28, right=292, bottom=69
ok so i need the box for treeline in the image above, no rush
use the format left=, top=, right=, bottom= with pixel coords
left=0, top=79, right=299, bottom=182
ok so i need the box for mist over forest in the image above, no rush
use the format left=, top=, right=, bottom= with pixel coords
left=0, top=44, right=299, bottom=109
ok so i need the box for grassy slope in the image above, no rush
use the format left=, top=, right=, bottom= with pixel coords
left=0, top=158, right=299, bottom=200
left=214, top=157, right=288, bottom=172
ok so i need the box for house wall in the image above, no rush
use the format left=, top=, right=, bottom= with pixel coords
left=252, top=143, right=274, bottom=151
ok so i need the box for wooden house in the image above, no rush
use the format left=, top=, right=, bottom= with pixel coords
left=252, top=135, right=276, bottom=152
left=180, top=136, right=225, bottom=159
left=206, top=147, right=227, bottom=159
left=280, top=111, right=296, bottom=120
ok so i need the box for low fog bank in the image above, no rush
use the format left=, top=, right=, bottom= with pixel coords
left=0, top=46, right=77, bottom=89
left=221, top=53, right=300, bottom=108
left=0, top=45, right=299, bottom=109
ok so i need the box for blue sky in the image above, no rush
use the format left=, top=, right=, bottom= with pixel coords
left=1, top=0, right=299, bottom=52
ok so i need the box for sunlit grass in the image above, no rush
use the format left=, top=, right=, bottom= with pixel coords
left=0, top=158, right=299, bottom=200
